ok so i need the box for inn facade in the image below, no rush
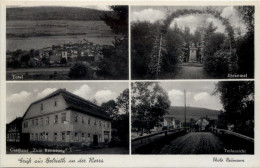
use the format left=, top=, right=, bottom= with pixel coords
left=22, top=89, right=111, bottom=147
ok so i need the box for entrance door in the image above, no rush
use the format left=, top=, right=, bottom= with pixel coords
left=93, top=135, right=98, bottom=146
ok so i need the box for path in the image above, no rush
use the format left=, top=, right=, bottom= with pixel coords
left=173, top=63, right=209, bottom=79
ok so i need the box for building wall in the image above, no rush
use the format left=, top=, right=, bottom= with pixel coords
left=23, top=94, right=67, bottom=120
left=22, top=95, right=111, bottom=147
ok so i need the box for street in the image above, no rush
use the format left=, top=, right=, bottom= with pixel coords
left=158, top=132, right=224, bottom=154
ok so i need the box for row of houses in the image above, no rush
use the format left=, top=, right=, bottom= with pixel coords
left=7, top=41, right=112, bottom=68
left=6, top=89, right=112, bottom=148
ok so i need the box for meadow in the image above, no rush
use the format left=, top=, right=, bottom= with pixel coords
left=7, top=20, right=115, bottom=51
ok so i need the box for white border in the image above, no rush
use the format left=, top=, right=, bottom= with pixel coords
left=1, top=1, right=260, bottom=167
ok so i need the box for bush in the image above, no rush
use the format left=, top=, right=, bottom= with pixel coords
left=69, top=63, right=93, bottom=79
left=204, top=50, right=229, bottom=78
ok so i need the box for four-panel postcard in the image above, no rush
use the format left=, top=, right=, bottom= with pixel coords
left=1, top=1, right=259, bottom=168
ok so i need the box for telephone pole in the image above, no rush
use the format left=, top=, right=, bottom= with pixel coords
left=184, top=89, right=186, bottom=129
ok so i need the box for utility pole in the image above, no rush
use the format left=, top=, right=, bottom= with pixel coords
left=184, top=89, right=186, bottom=129
left=156, top=34, right=162, bottom=79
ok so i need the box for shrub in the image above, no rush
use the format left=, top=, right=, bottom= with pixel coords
left=69, top=63, right=93, bottom=79
left=204, top=50, right=229, bottom=78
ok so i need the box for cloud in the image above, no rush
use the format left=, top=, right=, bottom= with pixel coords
left=7, top=91, right=32, bottom=103
left=194, top=92, right=210, bottom=102
left=37, top=88, right=57, bottom=99
left=33, top=89, right=39, bottom=92
left=131, top=8, right=166, bottom=23
left=168, top=89, right=184, bottom=106
left=73, top=84, right=91, bottom=100
left=94, top=90, right=117, bottom=104
left=85, top=5, right=111, bottom=11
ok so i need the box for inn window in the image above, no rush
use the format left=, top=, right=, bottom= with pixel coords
left=82, top=133, right=85, bottom=137
left=54, top=101, right=57, bottom=107
left=61, top=132, right=65, bottom=141
left=46, top=116, right=49, bottom=125
left=41, top=104, right=43, bottom=110
left=54, top=115, right=58, bottom=124
left=32, top=119, right=34, bottom=126
left=45, top=133, right=49, bottom=141
left=40, top=118, right=43, bottom=126
left=88, top=133, right=91, bottom=138
left=35, top=119, right=38, bottom=126
left=88, top=118, right=91, bottom=125
left=82, top=117, right=85, bottom=124
left=40, top=133, right=43, bottom=141
left=61, top=113, right=66, bottom=123
left=54, top=133, right=58, bottom=141
left=107, top=122, right=109, bottom=128
left=94, top=119, right=96, bottom=126
left=75, top=114, right=78, bottom=122
left=74, top=132, right=79, bottom=141
left=99, top=121, right=101, bottom=126
left=30, top=133, right=34, bottom=141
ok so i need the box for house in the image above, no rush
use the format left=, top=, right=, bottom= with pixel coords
left=162, top=116, right=176, bottom=130
left=6, top=117, right=29, bottom=144
left=22, top=89, right=111, bottom=147
left=195, top=118, right=209, bottom=131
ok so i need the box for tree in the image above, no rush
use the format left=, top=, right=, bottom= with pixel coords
left=69, top=63, right=93, bottom=79
left=163, top=25, right=184, bottom=70
left=235, top=6, right=255, bottom=78
left=116, top=88, right=129, bottom=115
left=214, top=81, right=254, bottom=137
left=21, top=54, right=30, bottom=64
left=101, top=6, right=128, bottom=35
left=101, top=100, right=119, bottom=121
left=98, top=6, right=128, bottom=79
left=98, top=38, right=128, bottom=79
left=203, top=22, right=218, bottom=56
left=101, top=89, right=129, bottom=146
left=60, top=58, right=67, bottom=64
left=131, top=82, right=170, bottom=135
left=236, top=6, right=254, bottom=34
left=131, top=21, right=161, bottom=79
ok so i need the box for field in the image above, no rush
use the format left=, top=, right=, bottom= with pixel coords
left=7, top=20, right=115, bottom=51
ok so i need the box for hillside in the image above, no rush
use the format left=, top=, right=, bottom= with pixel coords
left=7, top=7, right=115, bottom=21
left=165, top=106, right=220, bottom=122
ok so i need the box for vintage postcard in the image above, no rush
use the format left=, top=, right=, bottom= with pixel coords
left=0, top=0, right=259, bottom=168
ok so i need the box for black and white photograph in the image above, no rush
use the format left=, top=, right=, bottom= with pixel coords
left=6, top=82, right=129, bottom=154
left=131, top=6, right=254, bottom=79
left=131, top=81, right=254, bottom=154
left=6, top=5, right=128, bottom=80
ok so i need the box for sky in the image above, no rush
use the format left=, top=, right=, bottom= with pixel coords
left=131, top=6, right=246, bottom=34
left=6, top=82, right=128, bottom=123
left=7, top=5, right=112, bottom=11
left=159, top=81, right=223, bottom=111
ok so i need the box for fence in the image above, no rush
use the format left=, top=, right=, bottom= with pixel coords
left=213, top=128, right=254, bottom=143
left=132, top=128, right=186, bottom=153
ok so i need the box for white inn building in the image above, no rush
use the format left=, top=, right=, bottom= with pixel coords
left=22, top=89, right=111, bottom=147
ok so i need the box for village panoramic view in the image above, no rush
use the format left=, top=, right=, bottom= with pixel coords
left=6, top=5, right=128, bottom=80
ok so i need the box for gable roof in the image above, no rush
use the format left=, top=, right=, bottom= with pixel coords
left=23, top=89, right=111, bottom=121
left=7, top=117, right=23, bottom=125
